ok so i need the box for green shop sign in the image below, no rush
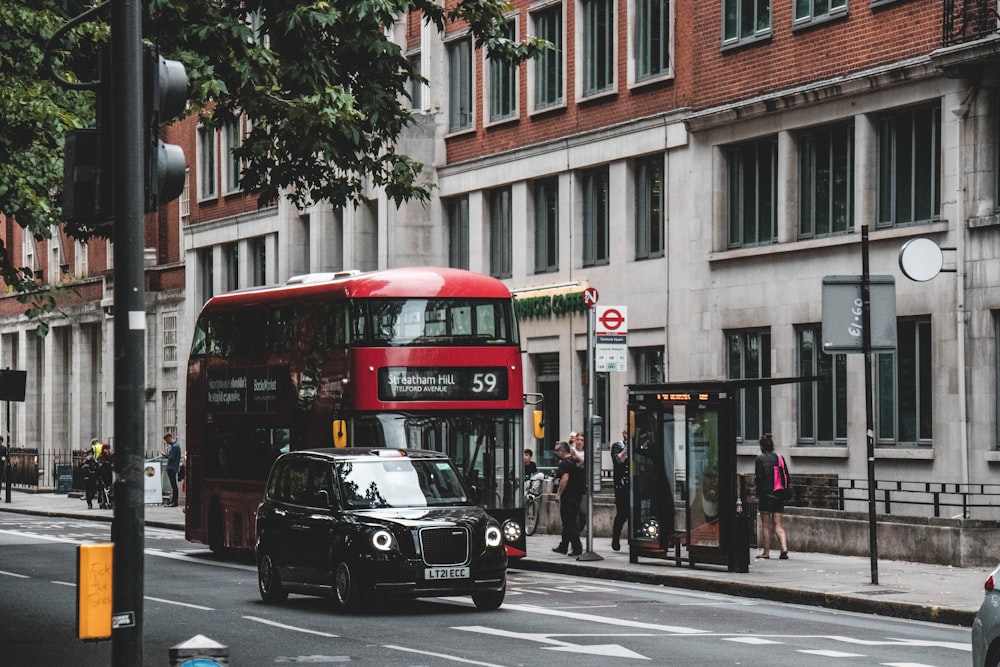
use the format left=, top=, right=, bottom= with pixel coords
left=514, top=291, right=587, bottom=320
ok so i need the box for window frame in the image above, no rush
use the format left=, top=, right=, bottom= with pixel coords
left=582, top=0, right=615, bottom=98
left=447, top=35, right=474, bottom=133
left=726, top=328, right=771, bottom=444
left=196, top=124, right=218, bottom=201
left=796, top=324, right=847, bottom=445
left=489, top=187, right=513, bottom=279
left=793, top=0, right=848, bottom=27
left=222, top=115, right=242, bottom=195
left=635, top=153, right=665, bottom=260
left=582, top=165, right=610, bottom=267
left=727, top=137, right=778, bottom=249
left=447, top=195, right=470, bottom=270
left=633, top=0, right=671, bottom=83
left=799, top=122, right=854, bottom=239
left=875, top=317, right=932, bottom=447
left=532, top=2, right=565, bottom=112
left=533, top=177, right=560, bottom=274
left=722, top=0, right=772, bottom=47
left=487, top=20, right=519, bottom=124
left=876, top=103, right=941, bottom=229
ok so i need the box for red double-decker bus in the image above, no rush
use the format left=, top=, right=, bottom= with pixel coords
left=184, top=267, right=528, bottom=556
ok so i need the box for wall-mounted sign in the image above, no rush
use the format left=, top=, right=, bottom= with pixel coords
left=821, top=276, right=897, bottom=353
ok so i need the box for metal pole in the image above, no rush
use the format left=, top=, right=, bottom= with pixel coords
left=4, top=397, right=9, bottom=503
left=579, top=306, right=602, bottom=561
left=861, top=225, right=879, bottom=585
left=110, top=0, right=146, bottom=663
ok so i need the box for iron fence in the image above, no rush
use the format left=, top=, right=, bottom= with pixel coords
left=943, top=0, right=1000, bottom=47
left=3, top=448, right=165, bottom=492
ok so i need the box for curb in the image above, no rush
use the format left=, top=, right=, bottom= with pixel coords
left=513, top=558, right=976, bottom=628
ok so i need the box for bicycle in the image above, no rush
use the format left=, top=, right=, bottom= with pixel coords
left=524, top=472, right=545, bottom=536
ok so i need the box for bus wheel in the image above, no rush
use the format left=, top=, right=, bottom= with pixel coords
left=257, top=551, right=287, bottom=603
left=332, top=561, right=363, bottom=612
left=472, top=581, right=506, bottom=610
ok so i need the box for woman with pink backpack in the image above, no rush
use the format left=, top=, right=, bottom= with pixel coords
left=754, top=433, right=790, bottom=560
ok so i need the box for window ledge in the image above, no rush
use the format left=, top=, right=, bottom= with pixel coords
left=968, top=213, right=1000, bottom=229
left=788, top=446, right=849, bottom=458
left=629, top=72, right=674, bottom=91
left=984, top=451, right=1000, bottom=462
left=874, top=447, right=934, bottom=460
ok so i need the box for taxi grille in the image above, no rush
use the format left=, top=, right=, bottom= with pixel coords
left=418, top=527, right=470, bottom=566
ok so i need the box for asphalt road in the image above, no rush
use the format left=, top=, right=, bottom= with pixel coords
left=0, top=514, right=972, bottom=666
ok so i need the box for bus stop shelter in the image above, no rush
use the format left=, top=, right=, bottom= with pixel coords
left=627, top=382, right=750, bottom=572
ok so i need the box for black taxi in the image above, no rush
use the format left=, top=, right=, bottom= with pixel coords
left=255, top=448, right=507, bottom=611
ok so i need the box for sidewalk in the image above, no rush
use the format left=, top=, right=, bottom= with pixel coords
left=0, top=489, right=986, bottom=627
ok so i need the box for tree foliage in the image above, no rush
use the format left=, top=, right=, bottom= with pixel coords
left=0, top=0, right=544, bottom=311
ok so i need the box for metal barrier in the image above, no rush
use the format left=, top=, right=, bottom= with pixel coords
left=837, top=478, right=1000, bottom=519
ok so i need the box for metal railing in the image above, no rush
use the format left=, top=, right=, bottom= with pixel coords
left=4, top=448, right=165, bottom=492
left=943, top=0, right=1000, bottom=47
left=836, top=478, right=1000, bottom=520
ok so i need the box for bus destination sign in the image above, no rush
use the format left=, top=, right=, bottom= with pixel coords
left=378, top=367, right=508, bottom=401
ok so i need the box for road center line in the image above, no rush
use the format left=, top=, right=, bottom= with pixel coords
left=243, top=615, right=338, bottom=638
left=0, top=570, right=29, bottom=579
left=498, top=602, right=708, bottom=635
left=145, top=595, right=214, bottom=611
left=383, top=644, right=505, bottom=666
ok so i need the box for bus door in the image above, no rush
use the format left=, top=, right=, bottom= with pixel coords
left=627, top=384, right=741, bottom=570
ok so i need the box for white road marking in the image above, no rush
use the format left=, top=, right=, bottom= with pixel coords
left=243, top=615, right=338, bottom=638
left=383, top=644, right=506, bottom=666
left=497, top=601, right=708, bottom=634
left=799, top=649, right=866, bottom=657
left=0, top=570, right=29, bottom=578
left=144, top=595, right=214, bottom=611
left=724, top=637, right=782, bottom=644
left=52, top=580, right=75, bottom=587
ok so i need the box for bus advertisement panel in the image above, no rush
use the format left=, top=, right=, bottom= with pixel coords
left=185, top=267, right=528, bottom=557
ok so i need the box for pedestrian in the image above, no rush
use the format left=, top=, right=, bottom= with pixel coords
left=551, top=441, right=584, bottom=557
left=610, top=428, right=629, bottom=551
left=80, top=449, right=99, bottom=510
left=754, top=433, right=789, bottom=559
left=572, top=431, right=586, bottom=462
left=162, top=433, right=182, bottom=507
left=523, top=448, right=538, bottom=476
left=95, top=440, right=114, bottom=492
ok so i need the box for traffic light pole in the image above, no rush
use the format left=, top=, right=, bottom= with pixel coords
left=110, top=1, right=146, bottom=664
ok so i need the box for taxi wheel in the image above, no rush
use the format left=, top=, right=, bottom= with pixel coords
left=472, top=581, right=506, bottom=610
left=258, top=551, right=288, bottom=603
left=332, top=561, right=363, bottom=612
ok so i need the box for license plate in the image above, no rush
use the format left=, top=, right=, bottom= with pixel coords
left=425, top=566, right=469, bottom=580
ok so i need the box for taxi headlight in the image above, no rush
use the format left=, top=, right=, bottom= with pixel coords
left=501, top=519, right=522, bottom=543
left=486, top=524, right=504, bottom=548
left=371, top=528, right=395, bottom=551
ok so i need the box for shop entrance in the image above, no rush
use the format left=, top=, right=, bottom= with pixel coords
left=627, top=382, right=749, bottom=572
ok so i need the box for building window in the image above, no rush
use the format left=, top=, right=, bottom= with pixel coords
left=533, top=4, right=564, bottom=110
left=635, top=0, right=670, bottom=81
left=408, top=52, right=423, bottom=111
left=582, top=0, right=614, bottom=96
left=799, top=123, right=853, bottom=239
left=179, top=170, right=191, bottom=223
left=797, top=325, right=846, bottom=445
left=634, top=346, right=664, bottom=383
left=489, top=187, right=513, bottom=279
left=723, top=0, right=771, bottom=45
left=635, top=154, right=664, bottom=259
left=489, top=22, right=518, bottom=122
left=727, top=329, right=771, bottom=444
left=448, top=37, right=473, bottom=132
left=222, top=116, right=242, bottom=194
left=793, top=0, right=847, bottom=24
left=728, top=137, right=777, bottom=248
left=447, top=195, right=470, bottom=270
left=251, top=236, right=267, bottom=287
left=583, top=165, right=610, bottom=267
left=876, top=317, right=932, bottom=446
left=197, top=124, right=217, bottom=200
left=534, top=177, right=559, bottom=274
left=162, top=390, right=177, bottom=438
left=163, top=312, right=178, bottom=364
left=224, top=242, right=239, bottom=292
left=877, top=104, right=941, bottom=228
left=199, top=247, right=214, bottom=304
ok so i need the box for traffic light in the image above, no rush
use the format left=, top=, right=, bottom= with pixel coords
left=62, top=48, right=113, bottom=228
left=143, top=44, right=188, bottom=212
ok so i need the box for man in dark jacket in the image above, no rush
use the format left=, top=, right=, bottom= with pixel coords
left=551, top=441, right=584, bottom=557
left=80, top=451, right=99, bottom=510
left=162, top=433, right=182, bottom=507
left=610, top=429, right=629, bottom=551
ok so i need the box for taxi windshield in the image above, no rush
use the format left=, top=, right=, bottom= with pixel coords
left=336, top=458, right=470, bottom=509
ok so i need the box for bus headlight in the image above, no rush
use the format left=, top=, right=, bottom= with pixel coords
left=486, top=524, right=504, bottom=548
left=371, top=528, right=395, bottom=551
left=500, top=520, right=521, bottom=543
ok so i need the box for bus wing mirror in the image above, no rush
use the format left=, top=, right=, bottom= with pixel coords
left=332, top=420, right=347, bottom=448
left=533, top=410, right=545, bottom=440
